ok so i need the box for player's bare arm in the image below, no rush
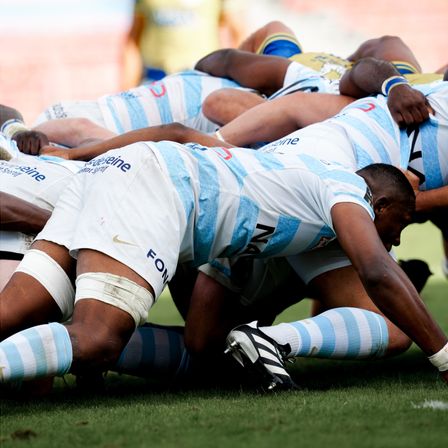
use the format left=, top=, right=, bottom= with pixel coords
left=340, top=57, right=431, bottom=127
left=33, top=118, right=117, bottom=149
left=195, top=49, right=290, bottom=96
left=332, top=202, right=448, bottom=362
left=346, top=35, right=422, bottom=72
left=219, top=92, right=353, bottom=146
left=0, top=192, right=51, bottom=234
left=40, top=123, right=233, bottom=161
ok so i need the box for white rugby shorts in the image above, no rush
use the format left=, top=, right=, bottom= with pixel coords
left=37, top=142, right=184, bottom=299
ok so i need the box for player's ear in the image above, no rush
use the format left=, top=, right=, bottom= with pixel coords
left=373, top=196, right=390, bottom=216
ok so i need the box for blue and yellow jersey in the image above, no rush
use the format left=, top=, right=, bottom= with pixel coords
left=257, top=32, right=423, bottom=80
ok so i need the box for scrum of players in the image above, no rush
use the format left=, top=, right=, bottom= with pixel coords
left=0, top=21, right=447, bottom=395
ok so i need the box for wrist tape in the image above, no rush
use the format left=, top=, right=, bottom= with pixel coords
left=381, top=76, right=409, bottom=96
left=214, top=129, right=227, bottom=143
left=1, top=119, right=29, bottom=139
left=428, top=342, right=448, bottom=372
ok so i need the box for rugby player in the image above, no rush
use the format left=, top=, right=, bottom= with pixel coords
left=3, top=115, right=448, bottom=392
left=10, top=22, right=433, bottom=155
left=196, top=21, right=443, bottom=127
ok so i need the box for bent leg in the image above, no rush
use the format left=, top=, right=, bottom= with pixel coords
left=202, top=89, right=266, bottom=126
left=258, top=266, right=412, bottom=360
left=238, top=21, right=299, bottom=54
left=0, top=250, right=154, bottom=384
left=307, top=266, right=412, bottom=356
left=0, top=240, right=75, bottom=340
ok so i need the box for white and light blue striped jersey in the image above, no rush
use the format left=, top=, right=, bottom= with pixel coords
left=0, top=132, right=20, bottom=160
left=262, top=81, right=448, bottom=192
left=97, top=70, right=244, bottom=134
left=0, top=135, right=85, bottom=254
left=407, top=81, right=448, bottom=190
left=150, top=141, right=374, bottom=271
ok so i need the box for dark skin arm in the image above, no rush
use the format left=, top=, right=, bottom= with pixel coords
left=347, top=35, right=421, bottom=71
left=332, top=202, right=448, bottom=382
left=0, top=192, right=51, bottom=234
left=195, top=49, right=290, bottom=97
left=404, top=170, right=448, bottom=213
left=340, top=57, right=432, bottom=128
left=40, top=123, right=233, bottom=161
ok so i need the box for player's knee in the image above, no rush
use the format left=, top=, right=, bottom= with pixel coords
left=384, top=326, right=412, bottom=357
left=376, top=35, right=405, bottom=46
left=262, top=20, right=294, bottom=36
left=202, top=91, right=224, bottom=124
left=67, top=323, right=127, bottom=374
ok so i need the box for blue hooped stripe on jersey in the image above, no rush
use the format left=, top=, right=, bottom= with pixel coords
left=124, top=95, right=150, bottom=130
left=399, top=130, right=412, bottom=169
left=182, top=74, right=203, bottom=120
left=303, top=224, right=335, bottom=251
left=352, top=142, right=375, bottom=168
left=335, top=308, right=361, bottom=357
left=261, top=215, right=301, bottom=256
left=362, top=103, right=397, bottom=141
left=106, top=97, right=125, bottom=134
left=332, top=191, right=375, bottom=218
left=224, top=196, right=260, bottom=257
left=254, top=151, right=285, bottom=171
left=297, top=154, right=367, bottom=190
left=209, top=259, right=232, bottom=278
left=218, top=150, right=249, bottom=188
left=155, top=142, right=195, bottom=222
left=414, top=80, right=448, bottom=96
left=420, top=120, right=443, bottom=189
left=335, top=115, right=393, bottom=165
left=148, top=82, right=174, bottom=125
left=190, top=150, right=220, bottom=264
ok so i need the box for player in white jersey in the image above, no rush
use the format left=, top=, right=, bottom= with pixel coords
left=34, top=70, right=252, bottom=135
left=4, top=134, right=448, bottom=391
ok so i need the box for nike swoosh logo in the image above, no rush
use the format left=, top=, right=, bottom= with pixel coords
left=112, top=235, right=137, bottom=246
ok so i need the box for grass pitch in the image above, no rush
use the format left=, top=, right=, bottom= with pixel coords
left=1, top=222, right=447, bottom=448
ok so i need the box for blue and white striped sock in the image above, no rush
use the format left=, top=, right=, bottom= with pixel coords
left=0, top=322, right=72, bottom=383
left=114, top=323, right=192, bottom=378
left=260, top=307, right=389, bottom=359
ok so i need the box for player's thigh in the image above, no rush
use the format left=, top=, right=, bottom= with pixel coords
left=0, top=259, right=20, bottom=292
left=0, top=240, right=73, bottom=339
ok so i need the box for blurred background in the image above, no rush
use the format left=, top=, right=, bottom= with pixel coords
left=0, top=0, right=446, bottom=124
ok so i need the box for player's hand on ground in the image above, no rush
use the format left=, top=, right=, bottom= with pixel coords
left=13, top=130, right=50, bottom=155
left=39, top=145, right=71, bottom=159
left=387, top=84, right=434, bottom=128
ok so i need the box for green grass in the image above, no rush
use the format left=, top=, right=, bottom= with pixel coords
left=1, top=222, right=447, bottom=448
